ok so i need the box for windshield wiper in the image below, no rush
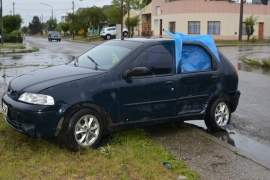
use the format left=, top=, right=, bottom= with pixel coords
left=87, top=56, right=99, bottom=70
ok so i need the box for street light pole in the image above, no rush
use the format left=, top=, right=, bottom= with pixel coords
left=41, top=3, right=53, bottom=21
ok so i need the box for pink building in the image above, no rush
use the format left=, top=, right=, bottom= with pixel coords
left=151, top=0, right=270, bottom=40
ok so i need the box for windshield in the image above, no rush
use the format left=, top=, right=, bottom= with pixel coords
left=70, top=40, right=142, bottom=70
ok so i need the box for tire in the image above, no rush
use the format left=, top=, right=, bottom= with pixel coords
left=123, top=31, right=128, bottom=37
left=106, top=34, right=111, bottom=40
left=204, top=98, right=231, bottom=131
left=63, top=108, right=104, bottom=151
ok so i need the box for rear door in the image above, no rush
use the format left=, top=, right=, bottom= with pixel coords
left=176, top=44, right=220, bottom=116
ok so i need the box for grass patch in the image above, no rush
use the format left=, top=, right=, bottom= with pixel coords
left=249, top=60, right=262, bottom=66
left=0, top=44, right=26, bottom=49
left=262, top=58, right=270, bottom=68
left=0, top=113, right=199, bottom=179
left=72, top=35, right=103, bottom=42
left=240, top=55, right=270, bottom=68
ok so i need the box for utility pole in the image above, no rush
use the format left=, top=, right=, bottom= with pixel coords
left=72, top=1, right=75, bottom=40
left=128, top=0, right=130, bottom=37
left=238, top=0, right=244, bottom=41
left=0, top=0, right=3, bottom=44
left=121, top=0, right=123, bottom=36
left=13, top=2, right=15, bottom=15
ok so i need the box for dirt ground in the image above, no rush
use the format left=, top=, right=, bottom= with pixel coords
left=145, top=122, right=270, bottom=179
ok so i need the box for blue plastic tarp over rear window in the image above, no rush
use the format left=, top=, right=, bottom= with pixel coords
left=164, top=30, right=220, bottom=73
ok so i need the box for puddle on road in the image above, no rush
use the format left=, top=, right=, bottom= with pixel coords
left=185, top=120, right=270, bottom=165
left=0, top=51, right=75, bottom=110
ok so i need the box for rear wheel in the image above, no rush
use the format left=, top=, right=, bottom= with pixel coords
left=204, top=98, right=231, bottom=131
left=106, top=34, right=111, bottom=40
left=123, top=31, right=128, bottom=37
left=63, top=108, right=103, bottom=151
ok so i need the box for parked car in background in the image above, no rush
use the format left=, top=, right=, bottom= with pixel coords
left=48, top=31, right=61, bottom=42
left=1, top=35, right=240, bottom=151
left=100, top=26, right=128, bottom=40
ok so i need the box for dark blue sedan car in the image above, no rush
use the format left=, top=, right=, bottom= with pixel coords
left=2, top=37, right=240, bottom=151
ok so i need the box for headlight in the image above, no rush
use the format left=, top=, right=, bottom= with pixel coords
left=18, top=92, right=55, bottom=105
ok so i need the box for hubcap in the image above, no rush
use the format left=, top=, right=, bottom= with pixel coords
left=214, top=102, right=229, bottom=127
left=74, top=115, right=100, bottom=147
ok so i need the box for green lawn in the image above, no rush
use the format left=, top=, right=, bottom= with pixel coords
left=0, top=113, right=199, bottom=179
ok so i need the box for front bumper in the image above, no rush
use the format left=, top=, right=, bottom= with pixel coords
left=2, top=93, right=68, bottom=138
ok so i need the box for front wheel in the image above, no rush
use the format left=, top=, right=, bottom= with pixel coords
left=63, top=108, right=103, bottom=151
left=204, top=98, right=231, bottom=131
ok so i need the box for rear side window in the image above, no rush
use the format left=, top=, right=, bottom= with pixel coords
left=132, top=44, right=173, bottom=76
left=179, top=44, right=212, bottom=73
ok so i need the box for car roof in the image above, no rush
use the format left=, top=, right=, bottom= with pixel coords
left=113, top=38, right=174, bottom=43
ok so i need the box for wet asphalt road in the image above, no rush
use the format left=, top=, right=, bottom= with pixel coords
left=0, top=36, right=270, bottom=167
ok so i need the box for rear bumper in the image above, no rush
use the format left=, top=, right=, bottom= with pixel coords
left=230, top=90, right=241, bottom=113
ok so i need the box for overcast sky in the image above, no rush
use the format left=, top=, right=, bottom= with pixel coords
left=3, top=0, right=112, bottom=27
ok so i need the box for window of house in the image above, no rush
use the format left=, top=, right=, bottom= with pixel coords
left=242, top=22, right=247, bottom=35
left=131, top=44, right=173, bottom=76
left=169, top=22, right=176, bottom=34
left=207, top=21, right=220, bottom=35
left=188, top=21, right=200, bottom=34
left=156, top=6, right=161, bottom=15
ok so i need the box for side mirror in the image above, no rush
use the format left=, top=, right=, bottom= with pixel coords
left=123, top=67, right=149, bottom=79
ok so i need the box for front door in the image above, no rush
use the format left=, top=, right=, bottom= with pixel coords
left=258, top=22, right=264, bottom=40
left=118, top=42, right=177, bottom=122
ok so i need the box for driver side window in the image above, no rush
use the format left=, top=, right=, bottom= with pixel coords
left=131, top=44, right=173, bottom=76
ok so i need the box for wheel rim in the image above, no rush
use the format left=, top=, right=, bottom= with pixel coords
left=214, top=102, right=229, bottom=127
left=74, top=114, right=100, bottom=147
left=106, top=35, right=110, bottom=39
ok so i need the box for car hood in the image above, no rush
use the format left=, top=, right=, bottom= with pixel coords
left=9, top=64, right=103, bottom=94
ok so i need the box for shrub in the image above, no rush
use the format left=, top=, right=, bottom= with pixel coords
left=251, top=36, right=257, bottom=43
left=2, top=30, right=24, bottom=43
left=3, top=34, right=23, bottom=43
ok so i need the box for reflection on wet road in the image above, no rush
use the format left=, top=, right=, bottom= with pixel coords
left=0, top=49, right=74, bottom=100
left=217, top=45, right=270, bottom=75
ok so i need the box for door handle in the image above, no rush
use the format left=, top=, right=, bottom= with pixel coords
left=211, top=76, right=218, bottom=80
left=164, top=81, right=174, bottom=86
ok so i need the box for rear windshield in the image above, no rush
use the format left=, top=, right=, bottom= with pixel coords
left=49, top=31, right=60, bottom=36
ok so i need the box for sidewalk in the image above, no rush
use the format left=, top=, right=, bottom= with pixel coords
left=147, top=123, right=270, bottom=179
